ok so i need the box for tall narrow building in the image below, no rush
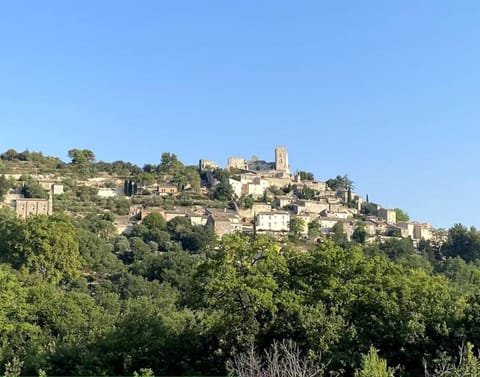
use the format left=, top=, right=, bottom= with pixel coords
left=275, top=146, right=290, bottom=175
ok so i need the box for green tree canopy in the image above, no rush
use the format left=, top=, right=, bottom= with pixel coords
left=142, top=212, right=166, bottom=230
left=0, top=175, right=14, bottom=200
left=158, top=152, right=184, bottom=174
left=394, top=208, right=410, bottom=222
left=442, top=224, right=480, bottom=262
left=290, top=217, right=306, bottom=236
left=298, top=171, right=315, bottom=180
left=67, top=149, right=95, bottom=164
left=326, top=174, right=354, bottom=191
left=355, top=347, right=395, bottom=377
left=1, top=214, right=82, bottom=283
left=21, top=176, right=49, bottom=199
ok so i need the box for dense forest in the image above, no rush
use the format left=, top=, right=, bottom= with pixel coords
left=2, top=149, right=480, bottom=376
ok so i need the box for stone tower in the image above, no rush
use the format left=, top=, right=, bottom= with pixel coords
left=275, top=146, right=290, bottom=175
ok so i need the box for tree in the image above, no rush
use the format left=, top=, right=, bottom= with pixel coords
left=67, top=149, right=96, bottom=176
left=355, top=347, right=395, bottom=377
left=298, top=171, right=315, bottom=181
left=326, top=175, right=354, bottom=191
left=290, top=217, right=306, bottom=237
left=0, top=149, right=19, bottom=161
left=1, top=214, right=82, bottom=283
left=308, top=220, right=321, bottom=238
left=21, top=176, right=49, bottom=199
left=213, top=180, right=235, bottom=201
left=352, top=224, right=368, bottom=244
left=135, top=172, right=156, bottom=187
left=212, top=168, right=230, bottom=183
left=0, top=175, right=12, bottom=200
left=142, top=212, right=166, bottom=230
left=173, top=166, right=201, bottom=192
left=394, top=208, right=409, bottom=222
left=424, top=343, right=480, bottom=377
left=331, top=223, right=348, bottom=248
left=298, top=185, right=315, bottom=200
left=129, top=237, right=151, bottom=261
left=442, top=224, right=480, bottom=262
left=67, top=149, right=95, bottom=164
left=379, top=237, right=414, bottom=261
left=95, top=291, right=199, bottom=376
left=143, top=250, right=204, bottom=302
left=0, top=264, right=42, bottom=375
left=362, top=202, right=377, bottom=216
left=239, top=195, right=254, bottom=209
left=195, top=234, right=288, bottom=350
left=158, top=152, right=184, bottom=174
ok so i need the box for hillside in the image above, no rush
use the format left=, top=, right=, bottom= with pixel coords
left=1, top=147, right=480, bottom=376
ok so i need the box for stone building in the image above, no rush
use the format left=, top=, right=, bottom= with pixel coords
left=98, top=188, right=121, bottom=198
left=207, top=213, right=242, bottom=238
left=397, top=221, right=415, bottom=238
left=244, top=177, right=269, bottom=199
left=199, top=159, right=219, bottom=171
left=256, top=211, right=290, bottom=233
left=157, top=184, right=178, bottom=195
left=229, top=178, right=244, bottom=198
left=227, top=157, right=248, bottom=170
left=294, top=200, right=329, bottom=215
left=252, top=203, right=272, bottom=215
left=226, top=146, right=291, bottom=178
left=15, top=197, right=53, bottom=218
left=275, top=146, right=290, bottom=175
left=413, top=222, right=433, bottom=241
left=378, top=208, right=397, bottom=224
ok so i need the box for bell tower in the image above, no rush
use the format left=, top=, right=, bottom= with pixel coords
left=275, top=146, right=290, bottom=175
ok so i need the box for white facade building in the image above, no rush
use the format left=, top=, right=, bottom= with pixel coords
left=256, top=211, right=290, bottom=233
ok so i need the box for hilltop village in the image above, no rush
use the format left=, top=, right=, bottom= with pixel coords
left=1, top=146, right=479, bottom=377
left=0, top=146, right=438, bottom=247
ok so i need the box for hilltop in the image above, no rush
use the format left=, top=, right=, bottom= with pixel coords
left=2, top=146, right=480, bottom=377
left=0, top=146, right=442, bottom=249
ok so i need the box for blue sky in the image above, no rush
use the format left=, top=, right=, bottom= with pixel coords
left=1, top=1, right=479, bottom=229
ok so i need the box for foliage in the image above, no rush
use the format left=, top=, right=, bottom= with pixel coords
left=68, top=149, right=95, bottom=164
left=239, top=194, right=254, bottom=209
left=213, top=179, right=235, bottom=201
left=442, top=224, right=480, bottom=262
left=362, top=202, right=377, bottom=216
left=3, top=356, right=24, bottom=377
left=355, top=347, right=394, bottom=377
left=0, top=175, right=14, bottom=200
left=425, top=343, right=480, bottom=377
left=5, top=148, right=480, bottom=377
left=67, top=149, right=96, bottom=176
left=326, top=175, right=354, bottom=191
left=173, top=165, right=201, bottom=192
left=331, top=222, right=348, bottom=248
left=133, top=368, right=154, bottom=377
left=142, top=212, right=166, bottom=230
left=290, top=217, right=306, bottom=236
left=378, top=238, right=415, bottom=261
left=298, top=171, right=315, bottom=181
left=0, top=213, right=82, bottom=283
left=159, top=152, right=184, bottom=174
left=308, top=220, right=321, bottom=238
left=352, top=224, right=368, bottom=244
left=195, top=234, right=289, bottom=351
left=21, top=176, right=49, bottom=199
left=394, top=208, right=410, bottom=222
left=296, top=184, right=315, bottom=200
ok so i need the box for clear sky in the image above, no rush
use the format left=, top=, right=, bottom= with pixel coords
left=1, top=1, right=479, bottom=229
